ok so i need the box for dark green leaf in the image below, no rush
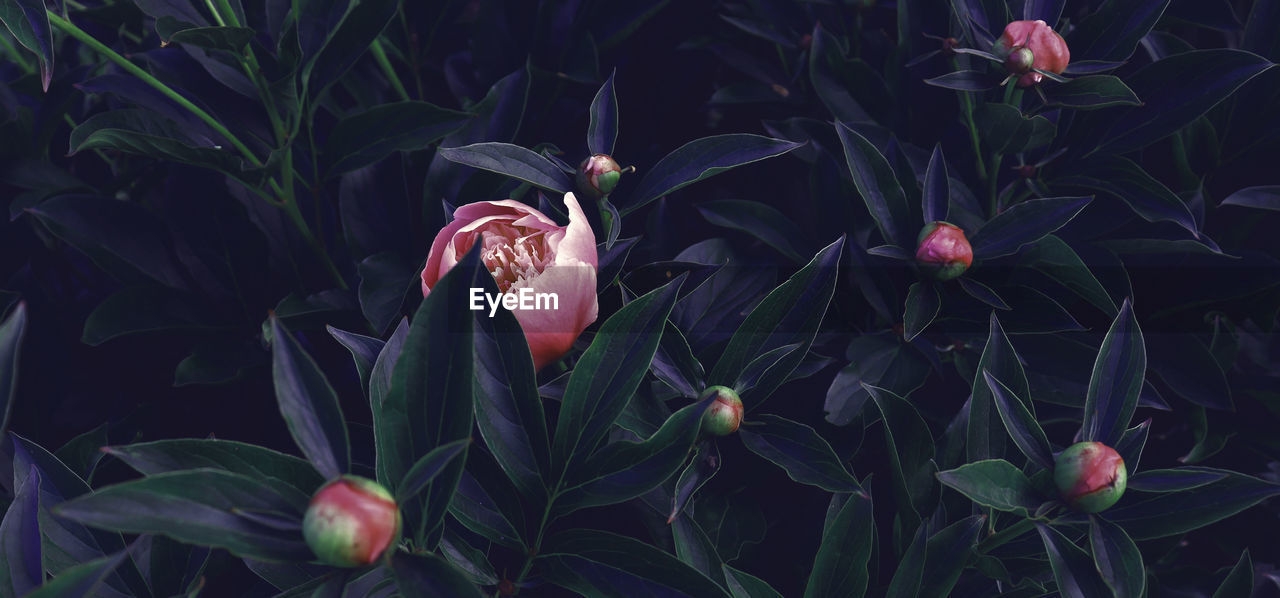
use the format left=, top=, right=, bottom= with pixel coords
left=68, top=111, right=245, bottom=175
left=697, top=200, right=807, bottom=263
left=369, top=318, right=409, bottom=487
left=81, top=286, right=219, bottom=346
left=539, top=529, right=731, bottom=598
left=449, top=454, right=525, bottom=550
left=1091, top=50, right=1275, bottom=155
left=922, top=144, right=950, bottom=223
left=1148, top=334, right=1233, bottom=411
left=903, top=282, right=939, bottom=341
left=936, top=460, right=1041, bottom=516
left=103, top=439, right=323, bottom=497
left=1128, top=468, right=1227, bottom=492
left=1212, top=549, right=1253, bottom=598
left=1045, top=75, right=1141, bottom=109
left=671, top=515, right=724, bottom=586
left=325, top=101, right=471, bottom=175
left=303, top=0, right=398, bottom=99
left=1105, top=470, right=1280, bottom=539
left=623, top=134, right=801, bottom=214
left=389, top=551, right=485, bottom=598
left=54, top=470, right=311, bottom=562
left=975, top=103, right=1056, bottom=154
left=1036, top=523, right=1114, bottom=598
left=326, top=325, right=383, bottom=397
left=1068, top=0, right=1172, bottom=61
left=1082, top=298, right=1145, bottom=446
left=667, top=441, right=720, bottom=523
left=439, top=528, right=499, bottom=586
left=270, top=316, right=350, bottom=480
left=740, top=414, right=863, bottom=493
left=957, top=278, right=1010, bottom=310
left=1057, top=157, right=1197, bottom=235
left=0, top=0, right=53, bottom=90
left=866, top=384, right=938, bottom=522
left=155, top=17, right=254, bottom=54
left=723, top=564, right=783, bottom=598
left=0, top=301, right=26, bottom=436
left=1021, top=235, right=1117, bottom=315
left=588, top=70, right=619, bottom=156
left=557, top=398, right=713, bottom=515
left=808, top=24, right=874, bottom=122
left=984, top=370, right=1054, bottom=470
left=357, top=252, right=416, bottom=336
left=24, top=550, right=129, bottom=598
left=709, top=237, right=844, bottom=409
left=1115, top=419, right=1150, bottom=474
left=923, top=71, right=1000, bottom=91
left=885, top=523, right=928, bottom=598
left=920, top=515, right=986, bottom=596
left=1221, top=185, right=1280, bottom=211
left=397, top=439, right=470, bottom=504
left=1089, top=516, right=1146, bottom=598
left=835, top=123, right=911, bottom=248
left=437, top=142, right=573, bottom=194
left=968, top=313, right=1030, bottom=462
left=552, top=275, right=684, bottom=474
left=1, top=465, right=42, bottom=596
left=969, top=196, right=1092, bottom=260
left=651, top=321, right=706, bottom=398
left=804, top=492, right=873, bottom=598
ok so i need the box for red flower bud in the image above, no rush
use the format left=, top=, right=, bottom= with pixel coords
left=575, top=154, right=624, bottom=199
left=303, top=476, right=401, bottom=567
left=915, top=221, right=973, bottom=281
left=700, top=385, right=744, bottom=436
left=992, top=20, right=1070, bottom=87
left=1054, top=442, right=1127, bottom=513
left=941, top=37, right=960, bottom=56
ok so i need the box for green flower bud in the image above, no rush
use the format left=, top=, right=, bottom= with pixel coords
left=700, top=385, right=744, bottom=436
left=303, top=476, right=401, bottom=567
left=575, top=154, right=624, bottom=198
left=1005, top=46, right=1035, bottom=75
left=1054, top=441, right=1127, bottom=513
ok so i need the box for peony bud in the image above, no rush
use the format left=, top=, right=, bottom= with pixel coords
left=992, top=20, right=1070, bottom=87
left=1054, top=442, right=1127, bottom=513
left=576, top=154, right=624, bottom=199
left=303, top=476, right=401, bottom=567
left=700, top=386, right=744, bottom=436
left=1004, top=46, right=1035, bottom=75
left=915, top=221, right=973, bottom=281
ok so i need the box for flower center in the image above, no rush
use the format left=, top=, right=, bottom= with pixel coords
left=479, top=226, right=552, bottom=293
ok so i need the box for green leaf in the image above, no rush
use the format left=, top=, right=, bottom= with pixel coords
left=1104, top=470, right=1280, bottom=539
left=969, top=196, right=1093, bottom=260
left=449, top=451, right=525, bottom=550
left=382, top=243, right=482, bottom=547
left=390, top=551, right=486, bottom=598
left=804, top=492, right=873, bottom=598
left=0, top=0, right=53, bottom=90
left=556, top=398, right=713, bottom=515
left=671, top=516, right=724, bottom=586
left=835, top=123, right=911, bottom=248
left=1082, top=298, right=1145, bottom=446
left=397, top=439, right=471, bottom=504
left=885, top=523, right=928, bottom=598
left=1128, top=467, right=1227, bottom=492
left=270, top=316, right=350, bottom=480
left=68, top=110, right=246, bottom=175
left=587, top=70, right=619, bottom=156
left=54, top=470, right=312, bottom=562
left=1057, top=156, right=1197, bottom=236
left=81, top=286, right=219, bottom=346
left=154, top=16, right=254, bottom=54
left=103, top=439, right=324, bottom=496
left=1045, top=75, right=1142, bottom=109
left=936, top=460, right=1041, bottom=516
left=1036, top=523, right=1114, bottom=598
left=920, top=515, right=986, bottom=596
left=668, top=441, right=721, bottom=523
left=303, top=0, right=398, bottom=100
left=975, top=103, right=1056, bottom=154
left=0, top=301, right=26, bottom=437
left=968, top=313, right=1030, bottom=462
left=697, top=200, right=807, bottom=263
left=1212, top=549, right=1253, bottom=598
left=1, top=465, right=42, bottom=596
left=809, top=24, right=874, bottom=122
left=369, top=318, right=409, bottom=488
left=866, top=384, right=938, bottom=524
left=23, top=550, right=128, bottom=598
left=326, top=325, right=383, bottom=398
left=903, top=282, right=939, bottom=341
left=984, top=370, right=1055, bottom=470
left=922, top=144, right=950, bottom=223
left=539, top=529, right=731, bottom=598
left=324, top=101, right=472, bottom=175
left=723, top=564, right=784, bottom=598
left=623, top=134, right=802, bottom=214
left=739, top=414, right=863, bottom=493
left=552, top=276, right=684, bottom=474
left=1089, top=516, right=1146, bottom=598
left=1021, top=235, right=1117, bottom=315
left=709, top=237, right=844, bottom=409
left=436, top=142, right=572, bottom=194
left=652, top=321, right=706, bottom=399
left=1067, top=0, right=1170, bottom=62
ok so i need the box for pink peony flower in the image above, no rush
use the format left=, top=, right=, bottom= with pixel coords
left=993, top=20, right=1071, bottom=87
left=421, top=193, right=598, bottom=371
left=915, top=221, right=974, bottom=280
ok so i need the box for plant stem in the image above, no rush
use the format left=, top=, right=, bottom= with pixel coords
left=48, top=12, right=264, bottom=169
left=976, top=517, right=1037, bottom=554
left=370, top=39, right=411, bottom=101
left=952, top=58, right=987, bottom=181
left=0, top=31, right=34, bottom=74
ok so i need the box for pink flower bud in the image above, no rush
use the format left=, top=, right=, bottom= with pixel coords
left=1054, top=442, right=1127, bottom=513
left=915, top=221, right=973, bottom=281
left=992, top=20, right=1070, bottom=87
left=575, top=154, right=624, bottom=199
left=302, top=476, right=401, bottom=567
left=700, top=385, right=744, bottom=436
left=421, top=193, right=599, bottom=371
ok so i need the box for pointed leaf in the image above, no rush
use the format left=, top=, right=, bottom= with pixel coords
left=668, top=441, right=720, bottom=524
left=538, top=529, right=731, bottom=598
left=1089, top=516, right=1146, bottom=598
left=390, top=551, right=485, bottom=598
left=1082, top=298, right=1145, bottom=446
left=936, top=460, right=1041, bottom=516
left=740, top=414, right=863, bottom=493
left=623, top=134, right=802, bottom=214
left=885, top=523, right=928, bottom=598
left=968, top=313, right=1029, bottom=462
left=923, top=145, right=950, bottom=223
left=920, top=515, right=986, bottom=596
left=1036, top=523, right=1114, bottom=598
left=23, top=550, right=129, bottom=598
left=804, top=493, right=873, bottom=598
left=903, top=282, right=939, bottom=341
left=969, top=196, right=1093, bottom=260
left=270, top=316, right=350, bottom=480
left=1221, top=185, right=1280, bottom=211
left=325, top=101, right=471, bottom=175
left=1, top=466, right=42, bottom=595
left=697, top=200, right=807, bottom=263
left=1068, top=0, right=1171, bottom=62
left=1212, top=550, right=1253, bottom=598
left=436, top=142, right=573, bottom=194
left=723, top=565, right=783, bottom=598
left=103, top=439, right=324, bottom=496
left=1128, top=468, right=1227, bottom=492
left=985, top=370, right=1054, bottom=470
left=1104, top=471, right=1280, bottom=539
left=836, top=123, right=911, bottom=248
left=0, top=301, right=26, bottom=436
left=326, top=325, right=384, bottom=396
left=397, top=440, right=471, bottom=503
left=923, top=71, right=1000, bottom=91
left=866, top=384, right=938, bottom=521
left=588, top=70, right=619, bottom=155
left=957, top=278, right=1010, bottom=310
left=1057, top=157, right=1197, bottom=236
left=1045, top=75, right=1141, bottom=109
left=0, top=0, right=53, bottom=90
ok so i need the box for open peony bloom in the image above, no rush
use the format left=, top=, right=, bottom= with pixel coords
left=993, top=20, right=1070, bottom=87
left=421, top=193, right=598, bottom=371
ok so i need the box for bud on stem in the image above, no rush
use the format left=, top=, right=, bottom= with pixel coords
left=1054, top=442, right=1127, bottom=513
left=700, top=386, right=744, bottom=436
left=303, top=476, right=401, bottom=567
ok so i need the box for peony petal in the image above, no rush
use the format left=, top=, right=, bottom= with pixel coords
left=555, top=192, right=599, bottom=269
left=507, top=263, right=598, bottom=370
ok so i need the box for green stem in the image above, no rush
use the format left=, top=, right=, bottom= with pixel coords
left=370, top=39, right=411, bottom=101
left=987, top=83, right=1022, bottom=217
left=0, top=31, right=34, bottom=73
left=976, top=517, right=1038, bottom=554
left=952, top=58, right=986, bottom=182
left=49, top=12, right=264, bottom=169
